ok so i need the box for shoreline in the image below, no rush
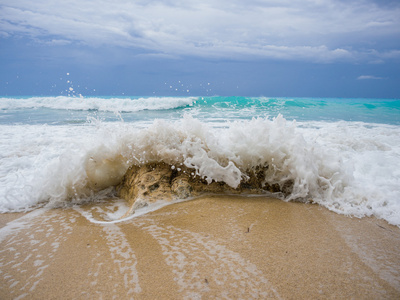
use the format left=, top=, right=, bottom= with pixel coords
left=1, top=196, right=400, bottom=299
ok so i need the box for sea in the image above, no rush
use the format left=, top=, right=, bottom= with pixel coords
left=1, top=96, right=400, bottom=226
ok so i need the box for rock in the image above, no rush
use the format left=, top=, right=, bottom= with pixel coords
left=117, top=162, right=292, bottom=217
left=171, top=177, right=193, bottom=199
left=118, top=163, right=173, bottom=206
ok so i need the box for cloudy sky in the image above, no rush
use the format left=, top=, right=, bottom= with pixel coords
left=1, top=0, right=400, bottom=97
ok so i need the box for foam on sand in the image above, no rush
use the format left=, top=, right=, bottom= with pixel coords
left=1, top=196, right=400, bottom=299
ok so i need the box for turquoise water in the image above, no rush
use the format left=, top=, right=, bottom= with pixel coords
left=190, top=97, right=400, bottom=124
left=1, top=96, right=399, bottom=125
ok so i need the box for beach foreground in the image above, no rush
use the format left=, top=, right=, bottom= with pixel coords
left=1, top=196, right=400, bottom=299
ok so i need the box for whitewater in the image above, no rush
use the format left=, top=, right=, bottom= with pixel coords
left=1, top=96, right=399, bottom=226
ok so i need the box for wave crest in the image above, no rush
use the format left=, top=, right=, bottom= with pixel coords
left=0, top=96, right=196, bottom=112
left=28, top=115, right=348, bottom=213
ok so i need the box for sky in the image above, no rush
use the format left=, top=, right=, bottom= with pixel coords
left=1, top=0, right=400, bottom=98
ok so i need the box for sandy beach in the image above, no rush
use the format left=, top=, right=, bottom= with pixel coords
left=1, top=195, right=400, bottom=299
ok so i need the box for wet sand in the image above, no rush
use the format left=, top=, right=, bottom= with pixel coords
left=1, top=195, right=400, bottom=299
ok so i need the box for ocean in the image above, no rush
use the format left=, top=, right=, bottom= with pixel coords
left=1, top=96, right=400, bottom=225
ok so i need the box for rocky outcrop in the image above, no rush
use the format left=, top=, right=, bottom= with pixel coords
left=118, top=163, right=174, bottom=205
left=117, top=162, right=293, bottom=215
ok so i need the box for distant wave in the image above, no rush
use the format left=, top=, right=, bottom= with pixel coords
left=0, top=96, right=197, bottom=112
left=1, top=96, right=399, bottom=125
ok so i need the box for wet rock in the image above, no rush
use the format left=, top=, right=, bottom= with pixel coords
left=117, top=162, right=291, bottom=216
left=171, top=177, right=193, bottom=199
left=118, top=163, right=174, bottom=206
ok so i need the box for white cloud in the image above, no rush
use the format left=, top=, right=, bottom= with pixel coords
left=357, top=75, right=384, bottom=80
left=1, top=0, right=399, bottom=63
left=43, top=39, right=72, bottom=46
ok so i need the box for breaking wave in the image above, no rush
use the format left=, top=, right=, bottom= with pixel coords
left=2, top=114, right=399, bottom=225
left=0, top=96, right=196, bottom=112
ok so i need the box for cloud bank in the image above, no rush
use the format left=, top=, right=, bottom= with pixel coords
left=1, top=0, right=400, bottom=63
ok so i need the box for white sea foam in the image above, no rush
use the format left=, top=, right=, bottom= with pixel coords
left=0, top=115, right=399, bottom=226
left=0, top=96, right=196, bottom=112
left=297, top=121, right=400, bottom=224
left=0, top=209, right=75, bottom=294
left=138, top=221, right=280, bottom=298
left=101, top=224, right=141, bottom=295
